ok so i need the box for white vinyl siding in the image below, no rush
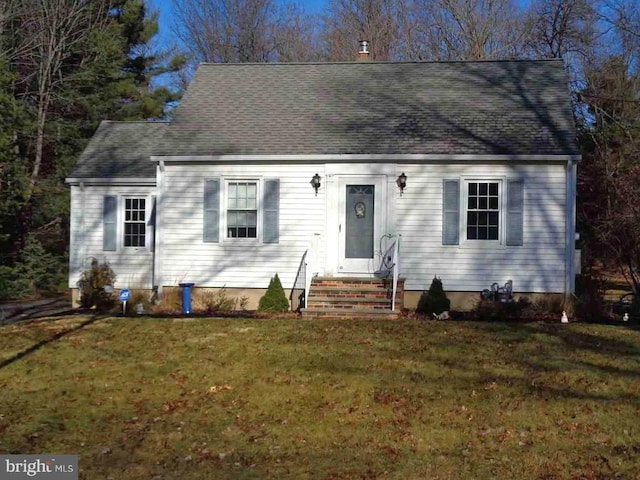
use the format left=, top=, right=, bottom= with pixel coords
left=68, top=185, right=156, bottom=289
left=68, top=161, right=569, bottom=296
left=397, top=163, right=566, bottom=293
left=161, top=164, right=325, bottom=290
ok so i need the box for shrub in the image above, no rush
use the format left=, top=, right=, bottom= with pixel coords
left=0, top=265, right=29, bottom=302
left=201, top=287, right=238, bottom=313
left=417, top=276, right=451, bottom=315
left=258, top=274, right=289, bottom=313
left=573, top=273, right=608, bottom=321
left=77, top=259, right=116, bottom=311
left=475, top=297, right=531, bottom=321
left=0, top=236, right=64, bottom=301
left=149, top=287, right=182, bottom=315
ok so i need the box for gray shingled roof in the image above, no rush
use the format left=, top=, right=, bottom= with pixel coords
left=154, top=59, right=579, bottom=157
left=69, top=121, right=168, bottom=178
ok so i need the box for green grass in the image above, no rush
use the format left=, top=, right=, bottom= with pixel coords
left=1, top=316, right=640, bottom=479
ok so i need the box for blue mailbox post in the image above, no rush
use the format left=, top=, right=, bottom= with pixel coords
left=179, top=283, right=195, bottom=314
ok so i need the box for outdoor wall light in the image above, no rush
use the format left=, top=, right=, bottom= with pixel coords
left=396, top=172, right=407, bottom=196
left=311, top=173, right=321, bottom=196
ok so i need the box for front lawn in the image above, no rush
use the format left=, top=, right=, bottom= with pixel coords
left=1, top=316, right=639, bottom=479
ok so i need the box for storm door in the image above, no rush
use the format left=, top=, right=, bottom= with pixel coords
left=338, top=177, right=385, bottom=274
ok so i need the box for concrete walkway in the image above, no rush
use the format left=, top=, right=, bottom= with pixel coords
left=0, top=295, right=74, bottom=325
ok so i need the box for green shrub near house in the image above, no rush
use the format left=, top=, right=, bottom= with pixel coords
left=77, top=259, right=116, bottom=311
left=258, top=273, right=289, bottom=312
left=417, top=276, right=451, bottom=315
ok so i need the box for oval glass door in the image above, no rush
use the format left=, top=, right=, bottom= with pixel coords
left=345, top=185, right=374, bottom=259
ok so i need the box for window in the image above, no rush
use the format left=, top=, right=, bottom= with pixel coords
left=466, top=181, right=500, bottom=241
left=203, top=178, right=279, bottom=244
left=124, top=198, right=146, bottom=247
left=442, top=178, right=523, bottom=246
left=226, top=182, right=257, bottom=238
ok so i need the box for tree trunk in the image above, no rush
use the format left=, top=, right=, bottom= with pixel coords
left=30, top=96, right=47, bottom=189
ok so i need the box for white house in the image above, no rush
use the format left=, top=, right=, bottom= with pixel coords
left=66, top=55, right=580, bottom=317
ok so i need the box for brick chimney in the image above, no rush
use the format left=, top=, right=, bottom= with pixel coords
left=358, top=40, right=370, bottom=61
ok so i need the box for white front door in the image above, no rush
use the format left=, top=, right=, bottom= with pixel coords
left=338, top=176, right=386, bottom=274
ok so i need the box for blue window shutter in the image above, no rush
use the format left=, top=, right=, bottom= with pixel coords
left=103, top=195, right=117, bottom=251
left=149, top=195, right=156, bottom=252
left=263, top=179, right=280, bottom=244
left=506, top=180, right=524, bottom=246
left=204, top=179, right=220, bottom=242
left=442, top=180, right=460, bottom=245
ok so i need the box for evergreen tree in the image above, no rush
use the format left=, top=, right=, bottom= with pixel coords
left=258, top=274, right=290, bottom=312
left=0, top=0, right=185, bottom=298
left=417, top=276, right=451, bottom=315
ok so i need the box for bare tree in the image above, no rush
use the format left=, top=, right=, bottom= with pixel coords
left=273, top=5, right=322, bottom=62
left=172, top=0, right=317, bottom=63
left=398, top=0, right=526, bottom=61
left=12, top=0, right=109, bottom=190
left=323, top=0, right=401, bottom=61
left=523, top=0, right=597, bottom=60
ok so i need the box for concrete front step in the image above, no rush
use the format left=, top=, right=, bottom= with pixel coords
left=300, top=307, right=400, bottom=320
left=307, top=296, right=392, bottom=310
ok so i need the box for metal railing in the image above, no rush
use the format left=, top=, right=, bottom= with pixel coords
left=291, top=234, right=321, bottom=312
left=376, top=234, right=401, bottom=311
left=290, top=249, right=307, bottom=311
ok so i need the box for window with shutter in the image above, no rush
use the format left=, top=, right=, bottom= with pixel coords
left=443, top=178, right=524, bottom=246
left=207, top=178, right=279, bottom=244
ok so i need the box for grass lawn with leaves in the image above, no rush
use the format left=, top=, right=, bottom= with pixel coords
left=1, top=316, right=639, bottom=479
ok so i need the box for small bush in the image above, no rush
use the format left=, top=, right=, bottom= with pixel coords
left=475, top=297, right=531, bottom=321
left=202, top=287, right=238, bottom=313
left=125, top=290, right=153, bottom=315
left=0, top=236, right=64, bottom=301
left=77, top=259, right=116, bottom=311
left=573, top=273, right=607, bottom=321
left=258, top=274, right=289, bottom=313
left=18, top=236, right=63, bottom=294
left=416, top=276, right=450, bottom=315
left=149, top=287, right=182, bottom=315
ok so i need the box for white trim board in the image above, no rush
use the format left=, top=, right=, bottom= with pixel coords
left=151, top=154, right=582, bottom=163
left=66, top=177, right=156, bottom=186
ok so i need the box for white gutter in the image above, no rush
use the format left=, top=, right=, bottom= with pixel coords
left=65, top=177, right=156, bottom=186
left=153, top=164, right=165, bottom=296
left=79, top=182, right=86, bottom=290
left=565, top=158, right=579, bottom=298
left=150, top=154, right=582, bottom=163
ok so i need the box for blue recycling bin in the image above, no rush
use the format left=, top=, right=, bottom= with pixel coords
left=179, top=283, right=195, bottom=314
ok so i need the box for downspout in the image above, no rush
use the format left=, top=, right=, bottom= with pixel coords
left=77, top=181, right=86, bottom=307
left=153, top=160, right=165, bottom=298
left=79, top=182, right=85, bottom=267
left=565, top=159, right=578, bottom=298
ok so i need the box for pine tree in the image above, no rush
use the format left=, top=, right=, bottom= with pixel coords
left=416, top=276, right=451, bottom=315
left=258, top=274, right=290, bottom=312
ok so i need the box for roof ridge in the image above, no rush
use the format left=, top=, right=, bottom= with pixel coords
left=102, top=120, right=171, bottom=124
left=196, top=58, right=564, bottom=67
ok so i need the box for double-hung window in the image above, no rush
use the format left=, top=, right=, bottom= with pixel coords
left=466, top=181, right=500, bottom=241
left=103, top=195, right=154, bottom=251
left=227, top=182, right=257, bottom=238
left=442, top=178, right=523, bottom=246
left=124, top=198, right=147, bottom=247
left=203, top=178, right=279, bottom=244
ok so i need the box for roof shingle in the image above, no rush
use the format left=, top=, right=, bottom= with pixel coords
left=69, top=121, right=168, bottom=179
left=155, top=59, right=579, bottom=157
